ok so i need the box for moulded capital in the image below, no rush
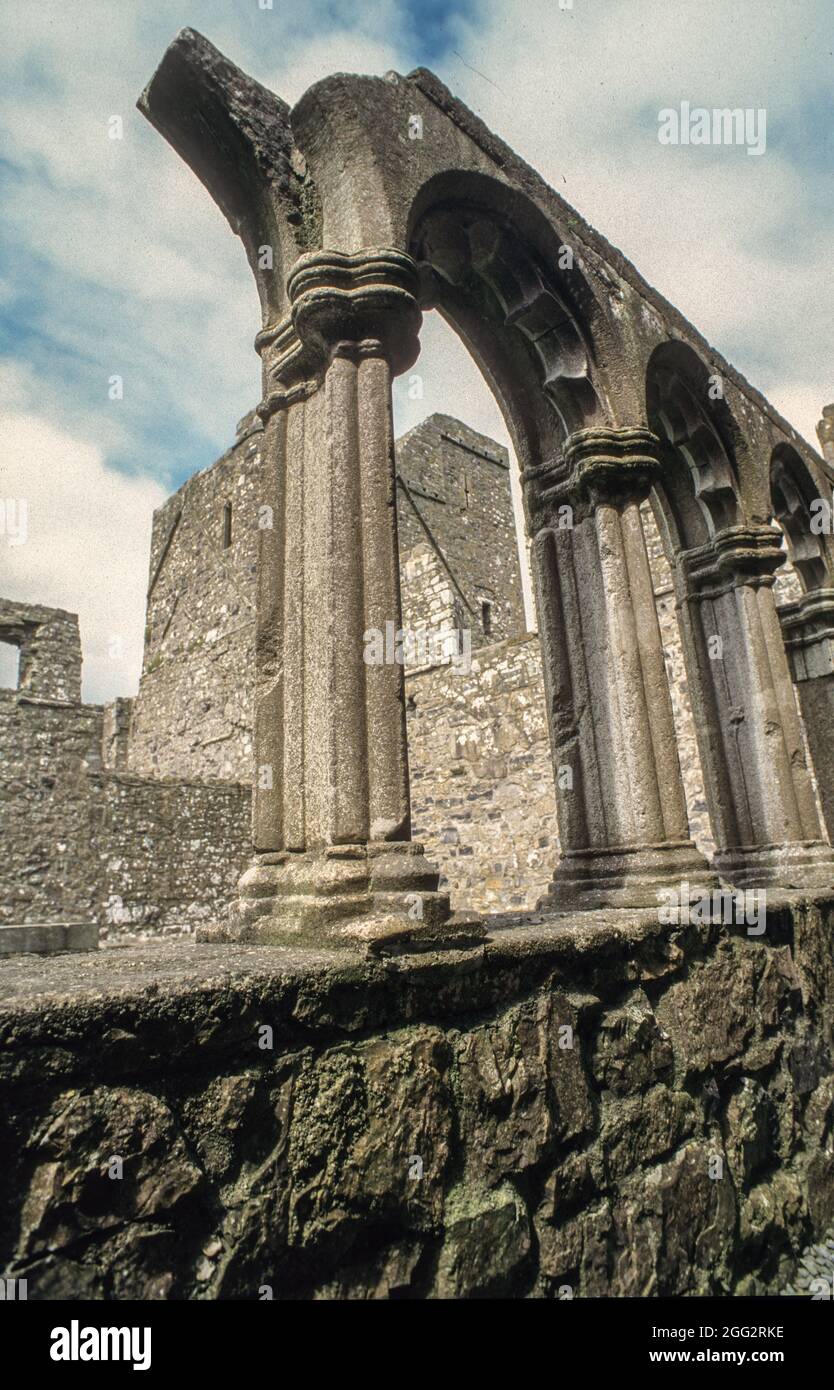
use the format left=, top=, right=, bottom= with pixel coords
left=256, top=248, right=422, bottom=419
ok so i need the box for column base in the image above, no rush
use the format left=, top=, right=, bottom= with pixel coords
left=538, top=840, right=718, bottom=911
left=713, top=840, right=834, bottom=892
left=198, top=841, right=485, bottom=952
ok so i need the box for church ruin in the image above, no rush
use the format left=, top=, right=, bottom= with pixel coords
left=1, top=28, right=833, bottom=1300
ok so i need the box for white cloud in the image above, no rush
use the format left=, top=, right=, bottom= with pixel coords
left=0, top=411, right=166, bottom=703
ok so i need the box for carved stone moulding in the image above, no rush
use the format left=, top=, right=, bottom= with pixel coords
left=256, top=248, right=422, bottom=419
left=539, top=839, right=718, bottom=912
left=779, top=587, right=834, bottom=681
left=198, top=841, right=484, bottom=953
left=523, top=426, right=664, bottom=532
left=678, top=525, right=785, bottom=600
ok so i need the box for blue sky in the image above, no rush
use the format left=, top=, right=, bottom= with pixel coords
left=0, top=0, right=831, bottom=699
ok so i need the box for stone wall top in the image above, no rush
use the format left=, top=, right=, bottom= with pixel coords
left=0, top=597, right=82, bottom=704
left=0, top=896, right=822, bottom=1084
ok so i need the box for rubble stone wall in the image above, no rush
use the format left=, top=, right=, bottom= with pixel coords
left=0, top=600, right=251, bottom=937
left=89, top=775, right=250, bottom=938
left=395, top=413, right=526, bottom=651
left=407, top=633, right=557, bottom=912
left=1, top=900, right=831, bottom=1299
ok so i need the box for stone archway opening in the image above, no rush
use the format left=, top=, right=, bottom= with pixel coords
left=769, top=443, right=834, bottom=844
left=646, top=343, right=832, bottom=887
left=391, top=310, right=556, bottom=914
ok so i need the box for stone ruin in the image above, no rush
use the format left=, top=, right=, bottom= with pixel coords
left=1, top=28, right=834, bottom=1300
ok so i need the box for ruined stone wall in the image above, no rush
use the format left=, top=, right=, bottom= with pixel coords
left=1, top=899, right=831, bottom=1298
left=90, top=775, right=250, bottom=938
left=0, top=598, right=82, bottom=703
left=0, top=688, right=103, bottom=926
left=395, top=414, right=526, bottom=651
left=122, top=415, right=745, bottom=920
left=127, top=413, right=263, bottom=783
left=400, top=545, right=464, bottom=671
left=407, top=633, right=557, bottom=912
left=0, top=599, right=251, bottom=937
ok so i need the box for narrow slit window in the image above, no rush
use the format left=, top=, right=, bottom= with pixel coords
left=481, top=601, right=492, bottom=638
left=222, top=500, right=233, bottom=549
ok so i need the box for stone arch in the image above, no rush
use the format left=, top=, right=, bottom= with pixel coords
left=644, top=346, right=831, bottom=887
left=408, top=171, right=610, bottom=444
left=770, top=443, right=831, bottom=592
left=770, top=443, right=834, bottom=844
left=403, top=181, right=718, bottom=909
left=139, top=30, right=834, bottom=940
left=646, top=340, right=744, bottom=549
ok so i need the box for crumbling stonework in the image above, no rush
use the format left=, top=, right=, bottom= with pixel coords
left=395, top=413, right=525, bottom=651
left=1, top=899, right=831, bottom=1298
left=117, top=420, right=727, bottom=920
left=0, top=598, right=82, bottom=704
left=127, top=410, right=263, bottom=783
left=133, top=28, right=834, bottom=946
left=3, top=25, right=834, bottom=1301
left=0, top=599, right=250, bottom=938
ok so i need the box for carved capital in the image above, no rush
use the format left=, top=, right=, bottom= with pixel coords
left=566, top=427, right=663, bottom=506
left=678, top=525, right=785, bottom=599
left=256, top=248, right=422, bottom=419
left=779, top=587, right=834, bottom=680
left=523, top=426, right=662, bottom=533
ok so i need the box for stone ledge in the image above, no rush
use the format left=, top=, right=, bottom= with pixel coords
left=0, top=895, right=825, bottom=1087
left=0, top=922, right=98, bottom=956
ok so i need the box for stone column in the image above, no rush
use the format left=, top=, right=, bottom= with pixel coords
left=524, top=427, right=716, bottom=909
left=204, top=249, right=475, bottom=948
left=674, top=528, right=834, bottom=889
left=779, top=588, right=834, bottom=844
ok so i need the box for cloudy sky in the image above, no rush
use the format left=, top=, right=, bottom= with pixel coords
left=0, top=0, right=831, bottom=700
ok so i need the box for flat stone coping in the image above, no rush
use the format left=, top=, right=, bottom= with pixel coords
left=0, top=922, right=98, bottom=955
left=0, top=892, right=818, bottom=1016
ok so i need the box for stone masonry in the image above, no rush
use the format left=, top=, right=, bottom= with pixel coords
left=127, top=411, right=526, bottom=783
left=0, top=427, right=811, bottom=931
left=2, top=896, right=832, bottom=1297
left=0, top=598, right=249, bottom=938
left=2, top=28, right=833, bottom=1302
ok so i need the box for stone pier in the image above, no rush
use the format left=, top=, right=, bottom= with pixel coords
left=525, top=427, right=716, bottom=908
